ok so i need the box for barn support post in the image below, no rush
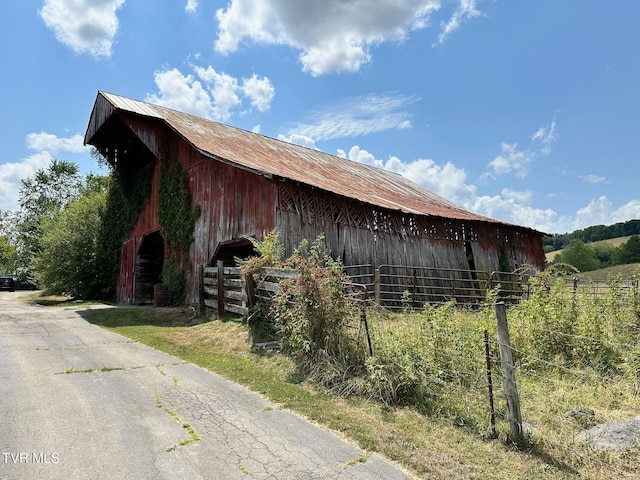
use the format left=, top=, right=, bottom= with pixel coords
left=374, top=268, right=381, bottom=305
left=216, top=260, right=224, bottom=318
left=495, top=302, right=523, bottom=444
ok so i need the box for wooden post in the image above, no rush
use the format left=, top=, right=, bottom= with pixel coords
left=495, top=302, right=523, bottom=443
left=244, top=273, right=256, bottom=320
left=198, top=264, right=205, bottom=315
left=374, top=268, right=381, bottom=306
left=484, top=329, right=497, bottom=438
left=216, top=260, right=224, bottom=319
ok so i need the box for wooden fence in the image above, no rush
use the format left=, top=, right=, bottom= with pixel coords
left=202, top=261, right=296, bottom=318
left=201, top=262, right=535, bottom=318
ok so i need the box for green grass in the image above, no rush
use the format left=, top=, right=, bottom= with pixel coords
left=574, top=262, right=640, bottom=281
left=546, top=236, right=635, bottom=262
left=70, top=303, right=639, bottom=480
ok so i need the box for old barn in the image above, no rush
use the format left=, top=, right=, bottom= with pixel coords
left=84, top=91, right=545, bottom=306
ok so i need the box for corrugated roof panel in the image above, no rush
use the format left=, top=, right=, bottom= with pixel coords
left=93, top=91, right=519, bottom=226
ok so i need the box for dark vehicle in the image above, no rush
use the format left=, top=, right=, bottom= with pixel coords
left=0, top=277, right=15, bottom=292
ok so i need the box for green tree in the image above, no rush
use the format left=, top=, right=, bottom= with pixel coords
left=615, top=235, right=640, bottom=265
left=32, top=189, right=106, bottom=297
left=0, top=235, right=17, bottom=274
left=553, top=240, right=600, bottom=272
left=14, top=160, right=82, bottom=285
left=592, top=242, right=617, bottom=268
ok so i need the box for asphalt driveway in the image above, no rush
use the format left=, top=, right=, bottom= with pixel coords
left=0, top=292, right=413, bottom=480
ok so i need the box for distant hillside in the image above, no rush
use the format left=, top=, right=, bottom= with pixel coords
left=544, top=219, right=640, bottom=251
left=574, top=262, right=640, bottom=281
left=545, top=235, right=634, bottom=262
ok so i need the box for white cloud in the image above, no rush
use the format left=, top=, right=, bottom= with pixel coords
left=332, top=143, right=640, bottom=234
left=145, top=65, right=275, bottom=121
left=286, top=93, right=417, bottom=141
left=579, top=174, right=606, bottom=184
left=278, top=133, right=318, bottom=149
left=26, top=133, right=88, bottom=153
left=501, top=188, right=533, bottom=205
left=573, top=197, right=640, bottom=231
left=193, top=66, right=242, bottom=120
left=39, top=0, right=125, bottom=57
left=488, top=142, right=532, bottom=178
left=185, top=0, right=198, bottom=14
left=241, top=75, right=275, bottom=112
left=340, top=145, right=477, bottom=209
left=434, top=0, right=482, bottom=46
left=214, top=0, right=479, bottom=75
left=472, top=194, right=561, bottom=233
left=487, top=117, right=559, bottom=178
left=146, top=68, right=213, bottom=119
left=0, top=152, right=54, bottom=211
left=531, top=119, right=558, bottom=155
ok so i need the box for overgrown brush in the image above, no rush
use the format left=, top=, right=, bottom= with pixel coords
left=271, top=235, right=367, bottom=372
left=240, top=232, right=640, bottom=463
left=508, top=270, right=640, bottom=376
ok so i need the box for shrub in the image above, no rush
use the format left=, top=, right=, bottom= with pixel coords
left=272, top=235, right=363, bottom=364
left=161, top=257, right=185, bottom=306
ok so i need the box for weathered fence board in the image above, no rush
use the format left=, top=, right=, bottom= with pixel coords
left=201, top=262, right=635, bottom=318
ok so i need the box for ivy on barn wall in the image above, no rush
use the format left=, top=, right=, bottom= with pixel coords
left=95, top=160, right=155, bottom=300
left=157, top=144, right=201, bottom=305
left=157, top=145, right=201, bottom=256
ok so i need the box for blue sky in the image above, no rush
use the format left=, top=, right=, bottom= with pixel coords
left=1, top=1, right=639, bottom=234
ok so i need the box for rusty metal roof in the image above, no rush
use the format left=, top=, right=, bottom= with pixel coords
left=86, top=91, right=521, bottom=227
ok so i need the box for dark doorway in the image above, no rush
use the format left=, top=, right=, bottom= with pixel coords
left=464, top=240, right=477, bottom=275
left=135, top=231, right=164, bottom=304
left=210, top=238, right=255, bottom=266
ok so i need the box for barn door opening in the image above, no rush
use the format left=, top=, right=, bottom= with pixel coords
left=135, top=231, right=165, bottom=304
left=210, top=238, right=255, bottom=266
left=464, top=240, right=477, bottom=275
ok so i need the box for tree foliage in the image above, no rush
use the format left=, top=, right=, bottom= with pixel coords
left=13, top=160, right=82, bottom=285
left=32, top=190, right=106, bottom=297
left=544, top=219, right=640, bottom=251
left=552, top=240, right=600, bottom=272
left=551, top=236, right=640, bottom=272
left=0, top=234, right=17, bottom=274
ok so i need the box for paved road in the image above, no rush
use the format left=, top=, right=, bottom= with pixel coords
left=0, top=292, right=413, bottom=480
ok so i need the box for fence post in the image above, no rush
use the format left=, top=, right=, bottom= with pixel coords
left=484, top=329, right=497, bottom=438
left=495, top=302, right=523, bottom=443
left=245, top=272, right=256, bottom=319
left=216, top=260, right=224, bottom=319
left=374, top=268, right=381, bottom=306
left=198, top=264, right=205, bottom=315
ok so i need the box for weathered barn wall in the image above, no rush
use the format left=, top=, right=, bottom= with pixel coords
left=274, top=182, right=545, bottom=274
left=110, top=128, right=280, bottom=304
left=85, top=92, right=545, bottom=306
left=185, top=147, right=278, bottom=304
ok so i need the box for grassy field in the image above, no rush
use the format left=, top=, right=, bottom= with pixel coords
left=573, top=262, right=640, bottom=281
left=28, top=292, right=637, bottom=480
left=545, top=235, right=634, bottom=262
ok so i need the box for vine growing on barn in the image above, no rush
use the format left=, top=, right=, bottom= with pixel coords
left=94, top=159, right=155, bottom=300
left=157, top=144, right=201, bottom=256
